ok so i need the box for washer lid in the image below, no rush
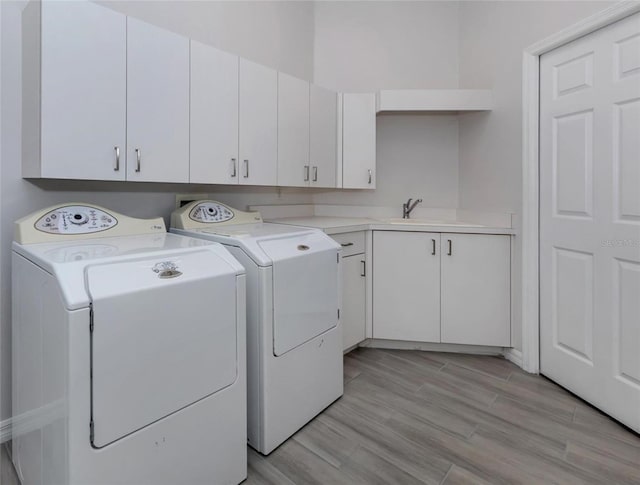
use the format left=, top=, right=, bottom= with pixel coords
left=13, top=233, right=244, bottom=310
left=88, top=249, right=239, bottom=448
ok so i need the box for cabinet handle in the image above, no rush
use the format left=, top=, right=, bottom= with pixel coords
left=231, top=158, right=237, bottom=177
left=243, top=159, right=249, bottom=178
left=114, top=146, right=120, bottom=171
left=361, top=260, right=366, bottom=277
left=340, top=242, right=354, bottom=247
left=447, top=239, right=452, bottom=256
left=312, top=166, right=318, bottom=182
left=368, top=169, right=372, bottom=184
left=135, top=148, right=141, bottom=172
left=432, top=238, right=436, bottom=255
left=304, top=165, right=309, bottom=182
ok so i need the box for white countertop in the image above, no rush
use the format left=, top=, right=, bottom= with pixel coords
left=266, top=216, right=516, bottom=236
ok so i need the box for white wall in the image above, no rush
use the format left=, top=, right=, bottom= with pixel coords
left=99, top=0, right=315, bottom=80
left=0, top=0, right=315, bottom=424
left=312, top=1, right=461, bottom=209
left=457, top=0, right=616, bottom=350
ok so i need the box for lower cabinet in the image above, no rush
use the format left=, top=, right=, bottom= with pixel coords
left=373, top=232, right=441, bottom=342
left=373, top=231, right=511, bottom=347
left=342, top=254, right=366, bottom=350
left=332, top=232, right=367, bottom=351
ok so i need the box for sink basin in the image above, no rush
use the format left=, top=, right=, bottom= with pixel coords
left=384, top=218, right=484, bottom=227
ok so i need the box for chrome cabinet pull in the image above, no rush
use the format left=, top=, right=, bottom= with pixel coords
left=231, top=158, right=237, bottom=177
left=304, top=165, right=309, bottom=182
left=431, top=239, right=436, bottom=255
left=312, top=166, right=318, bottom=182
left=135, top=148, right=141, bottom=172
left=361, top=260, right=366, bottom=277
left=368, top=169, right=372, bottom=184
left=243, top=159, right=249, bottom=178
left=340, top=242, right=354, bottom=247
left=447, top=239, right=452, bottom=256
left=114, top=146, right=120, bottom=171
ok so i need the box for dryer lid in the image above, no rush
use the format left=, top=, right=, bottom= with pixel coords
left=87, top=250, right=239, bottom=448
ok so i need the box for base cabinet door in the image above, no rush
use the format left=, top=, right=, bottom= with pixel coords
left=441, top=234, right=511, bottom=346
left=373, top=231, right=440, bottom=342
left=342, top=254, right=366, bottom=350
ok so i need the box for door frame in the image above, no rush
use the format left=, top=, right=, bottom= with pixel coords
left=521, top=1, right=640, bottom=374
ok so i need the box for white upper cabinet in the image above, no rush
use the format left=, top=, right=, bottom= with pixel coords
left=126, top=18, right=190, bottom=183
left=24, top=1, right=127, bottom=180
left=239, top=59, right=278, bottom=186
left=340, top=93, right=376, bottom=189
left=277, top=73, right=310, bottom=187
left=190, top=40, right=239, bottom=184
left=310, top=85, right=338, bottom=188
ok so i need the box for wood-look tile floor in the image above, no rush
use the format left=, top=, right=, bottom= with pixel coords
left=1, top=349, right=638, bottom=484
left=247, top=348, right=640, bottom=485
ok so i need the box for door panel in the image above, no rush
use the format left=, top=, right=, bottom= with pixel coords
left=540, top=12, right=640, bottom=432
left=441, top=234, right=511, bottom=346
left=239, top=59, right=278, bottom=186
left=277, top=73, right=310, bottom=187
left=342, top=93, right=376, bottom=189
left=190, top=40, right=239, bottom=184
left=87, top=251, right=238, bottom=447
left=373, top=231, right=440, bottom=342
left=310, top=85, right=338, bottom=188
left=342, top=254, right=366, bottom=350
left=40, top=1, right=126, bottom=180
left=126, top=18, right=189, bottom=183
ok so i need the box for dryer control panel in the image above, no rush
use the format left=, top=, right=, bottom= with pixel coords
left=35, top=205, right=118, bottom=235
left=171, top=200, right=262, bottom=229
left=14, top=204, right=166, bottom=244
left=189, top=202, right=234, bottom=223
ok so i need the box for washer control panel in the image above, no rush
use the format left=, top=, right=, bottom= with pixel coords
left=34, top=205, right=118, bottom=235
left=189, top=202, right=234, bottom=223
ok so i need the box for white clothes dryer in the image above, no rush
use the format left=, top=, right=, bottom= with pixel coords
left=11, top=204, right=247, bottom=485
left=171, top=200, right=343, bottom=455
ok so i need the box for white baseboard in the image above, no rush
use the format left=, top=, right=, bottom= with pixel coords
left=359, top=339, right=504, bottom=356
left=503, top=348, right=524, bottom=369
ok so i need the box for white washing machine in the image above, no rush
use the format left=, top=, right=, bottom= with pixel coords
left=11, top=204, right=247, bottom=485
left=171, top=200, right=343, bottom=455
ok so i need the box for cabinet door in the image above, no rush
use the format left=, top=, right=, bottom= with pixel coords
left=277, top=73, right=310, bottom=187
left=373, top=232, right=440, bottom=341
left=310, top=85, right=338, bottom=188
left=342, top=254, right=366, bottom=351
left=239, top=59, right=278, bottom=186
left=40, top=1, right=126, bottom=180
left=126, top=18, right=189, bottom=183
left=190, top=40, right=239, bottom=184
left=342, top=93, right=376, bottom=189
left=441, top=234, right=511, bottom=346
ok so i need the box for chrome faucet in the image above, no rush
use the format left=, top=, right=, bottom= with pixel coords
left=402, top=198, right=422, bottom=219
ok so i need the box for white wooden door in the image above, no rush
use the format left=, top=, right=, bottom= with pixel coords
left=126, top=18, right=189, bottom=183
left=441, top=234, right=511, bottom=346
left=277, top=73, right=310, bottom=187
left=310, top=85, right=338, bottom=188
left=190, top=40, right=239, bottom=184
left=239, top=59, right=278, bottom=186
left=342, top=93, right=376, bottom=189
left=40, top=1, right=126, bottom=180
left=373, top=231, right=440, bottom=342
left=342, top=254, right=366, bottom=350
left=540, top=12, right=640, bottom=432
